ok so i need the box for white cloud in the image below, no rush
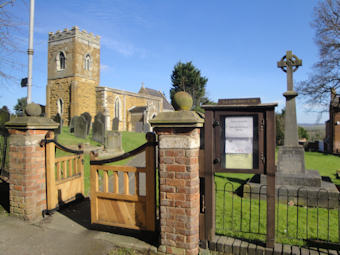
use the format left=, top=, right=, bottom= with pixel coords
left=100, top=64, right=110, bottom=71
left=101, top=36, right=147, bottom=58
left=101, top=37, right=135, bottom=56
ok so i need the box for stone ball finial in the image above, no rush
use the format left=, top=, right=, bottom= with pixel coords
left=173, top=91, right=193, bottom=111
left=25, top=103, right=42, bottom=116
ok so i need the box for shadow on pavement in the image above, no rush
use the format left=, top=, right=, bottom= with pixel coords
left=58, top=197, right=159, bottom=247
left=0, top=179, right=9, bottom=213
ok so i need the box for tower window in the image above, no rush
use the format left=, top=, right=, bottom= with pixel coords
left=57, top=98, right=63, bottom=115
left=84, top=54, right=91, bottom=70
left=56, top=51, right=66, bottom=71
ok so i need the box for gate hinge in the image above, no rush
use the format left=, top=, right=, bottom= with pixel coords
left=201, top=194, right=206, bottom=213
left=213, top=120, right=220, bottom=128
left=260, top=119, right=265, bottom=131
left=261, top=152, right=265, bottom=164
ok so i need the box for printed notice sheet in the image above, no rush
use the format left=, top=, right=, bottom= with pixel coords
left=225, top=117, right=253, bottom=169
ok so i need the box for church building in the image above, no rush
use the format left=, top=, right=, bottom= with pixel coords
left=325, top=89, right=340, bottom=154
left=46, top=26, right=173, bottom=131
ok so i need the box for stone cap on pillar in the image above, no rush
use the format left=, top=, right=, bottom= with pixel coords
left=150, top=110, right=204, bottom=128
left=5, top=103, right=59, bottom=130
left=150, top=91, right=204, bottom=128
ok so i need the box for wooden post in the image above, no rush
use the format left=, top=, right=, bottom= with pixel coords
left=145, top=132, right=156, bottom=231
left=79, top=144, right=84, bottom=195
left=90, top=151, right=98, bottom=224
left=266, top=109, right=276, bottom=248
left=205, top=110, right=215, bottom=241
left=46, top=131, right=57, bottom=210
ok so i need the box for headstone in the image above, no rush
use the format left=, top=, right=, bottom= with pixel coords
left=69, top=116, right=76, bottom=133
left=95, top=112, right=106, bottom=127
left=104, top=131, right=123, bottom=153
left=81, top=112, right=92, bottom=135
left=53, top=113, right=63, bottom=135
left=73, top=116, right=87, bottom=139
left=0, top=107, right=10, bottom=126
left=112, top=117, right=119, bottom=131
left=135, top=122, right=144, bottom=133
left=92, top=119, right=105, bottom=144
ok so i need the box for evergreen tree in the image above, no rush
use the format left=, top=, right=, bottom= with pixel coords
left=170, top=61, right=208, bottom=110
left=14, top=96, right=26, bottom=116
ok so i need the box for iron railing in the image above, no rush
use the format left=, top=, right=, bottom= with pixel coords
left=215, top=175, right=340, bottom=247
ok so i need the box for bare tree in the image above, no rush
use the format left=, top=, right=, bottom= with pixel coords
left=0, top=0, right=24, bottom=82
left=297, top=0, right=340, bottom=110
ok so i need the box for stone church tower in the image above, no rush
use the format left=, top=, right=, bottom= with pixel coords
left=46, top=26, right=100, bottom=125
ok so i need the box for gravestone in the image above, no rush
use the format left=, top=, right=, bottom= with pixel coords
left=69, top=116, right=76, bottom=133
left=112, top=117, right=119, bottom=131
left=81, top=112, right=92, bottom=135
left=105, top=131, right=123, bottom=153
left=95, top=112, right=106, bottom=127
left=73, top=116, right=87, bottom=139
left=92, top=119, right=105, bottom=144
left=53, top=113, right=63, bottom=135
left=135, top=122, right=144, bottom=133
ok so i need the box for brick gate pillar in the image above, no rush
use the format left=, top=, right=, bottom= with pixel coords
left=150, top=98, right=204, bottom=255
left=5, top=103, right=58, bottom=221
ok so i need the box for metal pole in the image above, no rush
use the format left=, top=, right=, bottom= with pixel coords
left=27, top=0, right=35, bottom=104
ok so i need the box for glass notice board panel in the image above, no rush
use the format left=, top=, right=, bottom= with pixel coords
left=222, top=115, right=259, bottom=169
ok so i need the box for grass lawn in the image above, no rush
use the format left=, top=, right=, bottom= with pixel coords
left=215, top=151, right=340, bottom=246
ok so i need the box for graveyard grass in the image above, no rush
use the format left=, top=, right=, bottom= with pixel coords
left=215, top=151, right=340, bottom=246
left=56, top=127, right=146, bottom=195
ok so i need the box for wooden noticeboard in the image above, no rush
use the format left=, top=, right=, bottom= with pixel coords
left=201, top=98, right=277, bottom=248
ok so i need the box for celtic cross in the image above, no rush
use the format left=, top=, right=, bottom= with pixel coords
left=277, top=51, right=302, bottom=91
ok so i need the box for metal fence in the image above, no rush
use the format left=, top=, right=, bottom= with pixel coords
left=215, top=176, right=340, bottom=247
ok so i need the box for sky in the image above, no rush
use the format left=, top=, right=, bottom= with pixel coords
left=1, top=0, right=327, bottom=124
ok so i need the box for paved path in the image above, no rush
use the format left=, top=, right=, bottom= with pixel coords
left=0, top=200, right=157, bottom=255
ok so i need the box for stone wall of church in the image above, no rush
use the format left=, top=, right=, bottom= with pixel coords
left=46, top=77, right=73, bottom=125
left=71, top=77, right=97, bottom=119
left=96, top=87, right=163, bottom=131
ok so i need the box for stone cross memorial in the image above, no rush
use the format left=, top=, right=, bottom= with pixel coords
left=276, top=51, right=310, bottom=178
left=274, top=51, right=339, bottom=207
left=276, top=51, right=307, bottom=177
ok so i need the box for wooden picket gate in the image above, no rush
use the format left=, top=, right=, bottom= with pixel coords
left=90, top=132, right=157, bottom=231
left=43, top=132, right=84, bottom=211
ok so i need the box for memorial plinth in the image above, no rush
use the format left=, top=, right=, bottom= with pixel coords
left=247, top=51, right=339, bottom=208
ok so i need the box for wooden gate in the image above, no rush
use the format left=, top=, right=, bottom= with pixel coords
left=43, top=132, right=84, bottom=211
left=90, top=132, right=157, bottom=231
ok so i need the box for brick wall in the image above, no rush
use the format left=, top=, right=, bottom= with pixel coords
left=157, top=127, right=200, bottom=255
left=8, top=129, right=48, bottom=221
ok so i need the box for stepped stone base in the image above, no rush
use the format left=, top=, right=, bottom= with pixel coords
left=245, top=174, right=339, bottom=208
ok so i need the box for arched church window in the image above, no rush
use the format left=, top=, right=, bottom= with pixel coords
left=57, top=98, right=63, bottom=115
left=115, top=97, right=120, bottom=120
left=56, top=52, right=66, bottom=71
left=84, top=54, right=91, bottom=70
